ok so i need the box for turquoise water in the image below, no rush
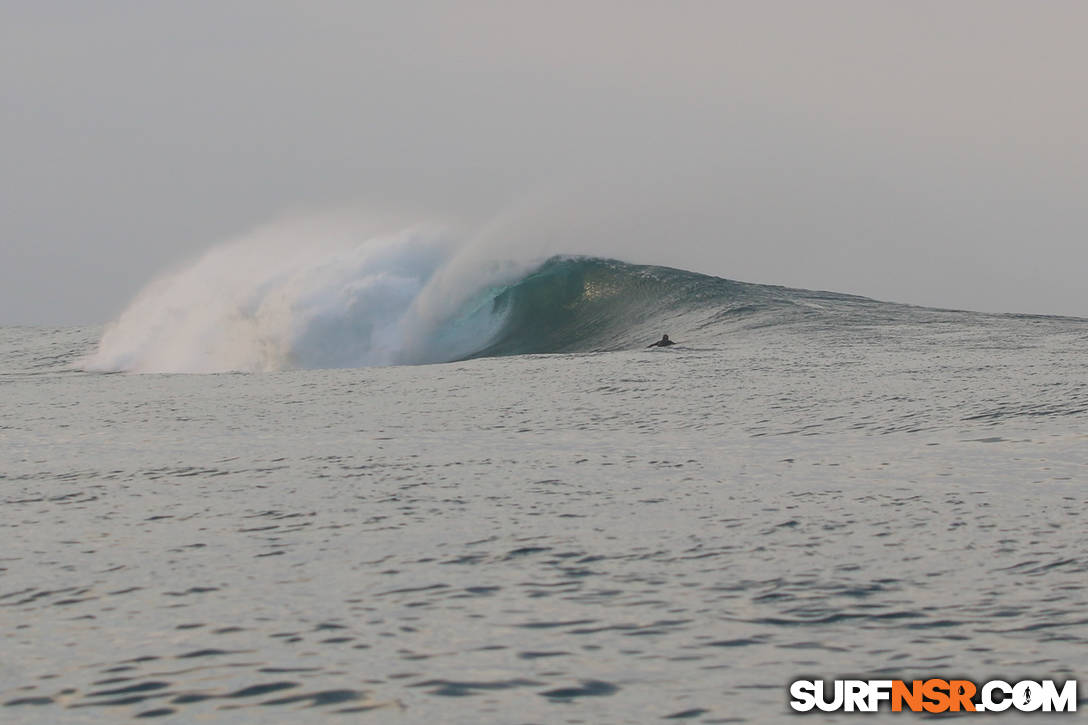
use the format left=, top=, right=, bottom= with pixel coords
left=2, top=262, right=1087, bottom=723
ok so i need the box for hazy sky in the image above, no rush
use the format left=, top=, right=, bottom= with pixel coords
left=3, top=1, right=1087, bottom=324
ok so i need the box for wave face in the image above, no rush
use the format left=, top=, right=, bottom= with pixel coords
left=83, top=225, right=868, bottom=373
left=470, top=256, right=781, bottom=357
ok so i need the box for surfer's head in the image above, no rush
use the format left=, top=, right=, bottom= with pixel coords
left=661, top=334, right=670, bottom=342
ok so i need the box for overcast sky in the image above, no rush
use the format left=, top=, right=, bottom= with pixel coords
left=3, top=1, right=1087, bottom=324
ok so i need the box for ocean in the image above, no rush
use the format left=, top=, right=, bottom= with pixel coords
left=2, top=248, right=1086, bottom=723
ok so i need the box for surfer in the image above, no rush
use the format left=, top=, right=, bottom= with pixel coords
left=648, top=334, right=675, bottom=348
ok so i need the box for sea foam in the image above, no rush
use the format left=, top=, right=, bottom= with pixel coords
left=82, top=215, right=532, bottom=373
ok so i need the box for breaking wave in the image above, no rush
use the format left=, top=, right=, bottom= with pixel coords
left=81, top=220, right=869, bottom=373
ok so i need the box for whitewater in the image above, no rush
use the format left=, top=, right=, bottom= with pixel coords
left=2, top=219, right=1087, bottom=723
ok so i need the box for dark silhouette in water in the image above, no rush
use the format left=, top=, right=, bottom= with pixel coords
left=648, top=334, right=676, bottom=348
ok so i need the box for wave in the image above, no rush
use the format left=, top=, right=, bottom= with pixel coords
left=81, top=222, right=871, bottom=374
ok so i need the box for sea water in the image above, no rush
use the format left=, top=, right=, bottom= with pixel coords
left=2, top=253, right=1087, bottom=723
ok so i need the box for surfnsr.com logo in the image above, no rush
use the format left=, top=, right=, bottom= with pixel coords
left=789, top=679, right=1077, bottom=713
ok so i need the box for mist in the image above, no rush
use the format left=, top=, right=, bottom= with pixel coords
left=2, top=1, right=1087, bottom=324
